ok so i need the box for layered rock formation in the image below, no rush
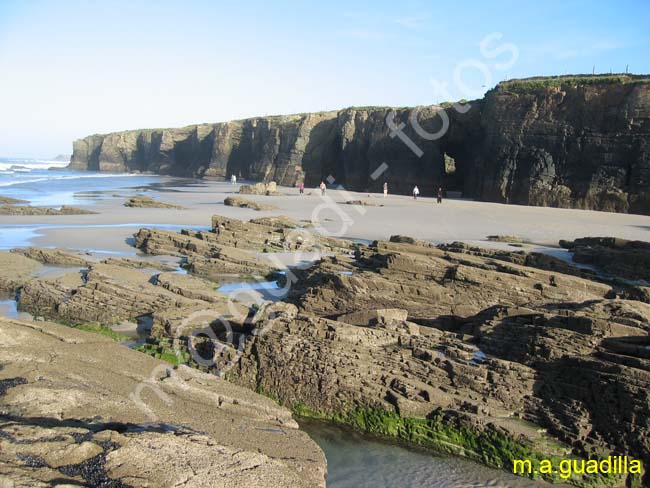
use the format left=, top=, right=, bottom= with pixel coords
left=123, top=195, right=185, bottom=209
left=9, top=215, right=650, bottom=485
left=224, top=196, right=278, bottom=211
left=472, top=76, right=650, bottom=214
left=0, top=205, right=96, bottom=215
left=69, top=75, right=650, bottom=214
left=559, top=236, right=650, bottom=281
left=0, top=317, right=326, bottom=487
left=225, top=236, right=650, bottom=486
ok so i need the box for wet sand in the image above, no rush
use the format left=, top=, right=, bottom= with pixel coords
left=1, top=179, right=649, bottom=254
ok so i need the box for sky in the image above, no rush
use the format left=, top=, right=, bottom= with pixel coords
left=1, top=0, right=649, bottom=158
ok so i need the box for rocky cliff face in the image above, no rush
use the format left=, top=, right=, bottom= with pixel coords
left=69, top=75, right=650, bottom=214
left=475, top=77, right=650, bottom=214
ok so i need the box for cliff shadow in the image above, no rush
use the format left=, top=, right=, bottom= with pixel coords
left=302, top=118, right=342, bottom=187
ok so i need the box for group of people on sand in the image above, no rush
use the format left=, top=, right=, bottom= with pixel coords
left=301, top=180, right=443, bottom=203
left=230, top=175, right=443, bottom=203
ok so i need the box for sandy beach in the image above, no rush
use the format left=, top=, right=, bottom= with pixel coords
left=2, top=179, right=650, bottom=256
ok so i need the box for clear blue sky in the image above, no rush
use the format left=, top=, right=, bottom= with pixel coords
left=1, top=0, right=648, bottom=157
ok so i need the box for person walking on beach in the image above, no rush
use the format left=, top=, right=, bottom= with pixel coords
left=299, top=182, right=305, bottom=195
left=230, top=174, right=237, bottom=185
left=413, top=185, right=419, bottom=200
left=383, top=182, right=388, bottom=198
left=320, top=181, right=326, bottom=196
left=437, top=186, right=443, bottom=204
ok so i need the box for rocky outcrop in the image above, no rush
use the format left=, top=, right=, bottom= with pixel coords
left=0, top=317, right=326, bottom=487
left=17, top=214, right=650, bottom=485
left=240, top=181, right=279, bottom=195
left=124, top=195, right=185, bottom=209
left=11, top=247, right=90, bottom=267
left=224, top=196, right=278, bottom=211
left=0, top=252, right=40, bottom=292
left=116, top=215, right=650, bottom=484
left=0, top=195, right=28, bottom=205
left=69, top=75, right=650, bottom=214
left=0, top=205, right=96, bottom=215
left=17, top=262, right=228, bottom=329
left=223, top=237, right=650, bottom=486
left=559, top=236, right=650, bottom=281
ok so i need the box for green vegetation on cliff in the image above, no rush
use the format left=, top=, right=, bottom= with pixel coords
left=495, top=74, right=650, bottom=94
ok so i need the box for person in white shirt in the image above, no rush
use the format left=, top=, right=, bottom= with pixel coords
left=413, top=185, right=419, bottom=200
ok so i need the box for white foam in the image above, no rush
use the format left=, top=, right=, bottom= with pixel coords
left=0, top=173, right=145, bottom=187
left=0, top=161, right=69, bottom=171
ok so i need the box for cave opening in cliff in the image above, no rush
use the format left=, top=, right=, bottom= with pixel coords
left=439, top=142, right=476, bottom=199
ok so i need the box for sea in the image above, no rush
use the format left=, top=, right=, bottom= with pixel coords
left=0, top=157, right=164, bottom=206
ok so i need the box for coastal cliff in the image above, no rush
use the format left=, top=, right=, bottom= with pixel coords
left=69, top=74, right=650, bottom=214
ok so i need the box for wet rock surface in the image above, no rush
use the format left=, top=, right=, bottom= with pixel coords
left=0, top=317, right=326, bottom=487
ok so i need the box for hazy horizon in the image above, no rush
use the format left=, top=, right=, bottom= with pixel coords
left=2, top=0, right=649, bottom=158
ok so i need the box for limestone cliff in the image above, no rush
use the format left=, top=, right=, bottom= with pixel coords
left=69, top=74, right=650, bottom=214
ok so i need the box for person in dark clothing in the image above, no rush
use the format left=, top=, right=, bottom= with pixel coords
left=437, top=187, right=443, bottom=204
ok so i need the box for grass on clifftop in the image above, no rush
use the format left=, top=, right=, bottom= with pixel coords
left=495, top=74, right=650, bottom=94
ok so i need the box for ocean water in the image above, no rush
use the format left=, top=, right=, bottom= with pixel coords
left=302, top=420, right=559, bottom=488
left=0, top=157, right=164, bottom=206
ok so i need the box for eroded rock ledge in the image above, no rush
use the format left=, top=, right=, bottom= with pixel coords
left=0, top=317, right=326, bottom=488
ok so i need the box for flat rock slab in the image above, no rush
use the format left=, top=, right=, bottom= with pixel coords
left=124, top=195, right=185, bottom=209
left=0, top=252, right=41, bottom=292
left=0, top=205, right=96, bottom=215
left=224, top=196, right=278, bottom=211
left=0, top=317, right=326, bottom=487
